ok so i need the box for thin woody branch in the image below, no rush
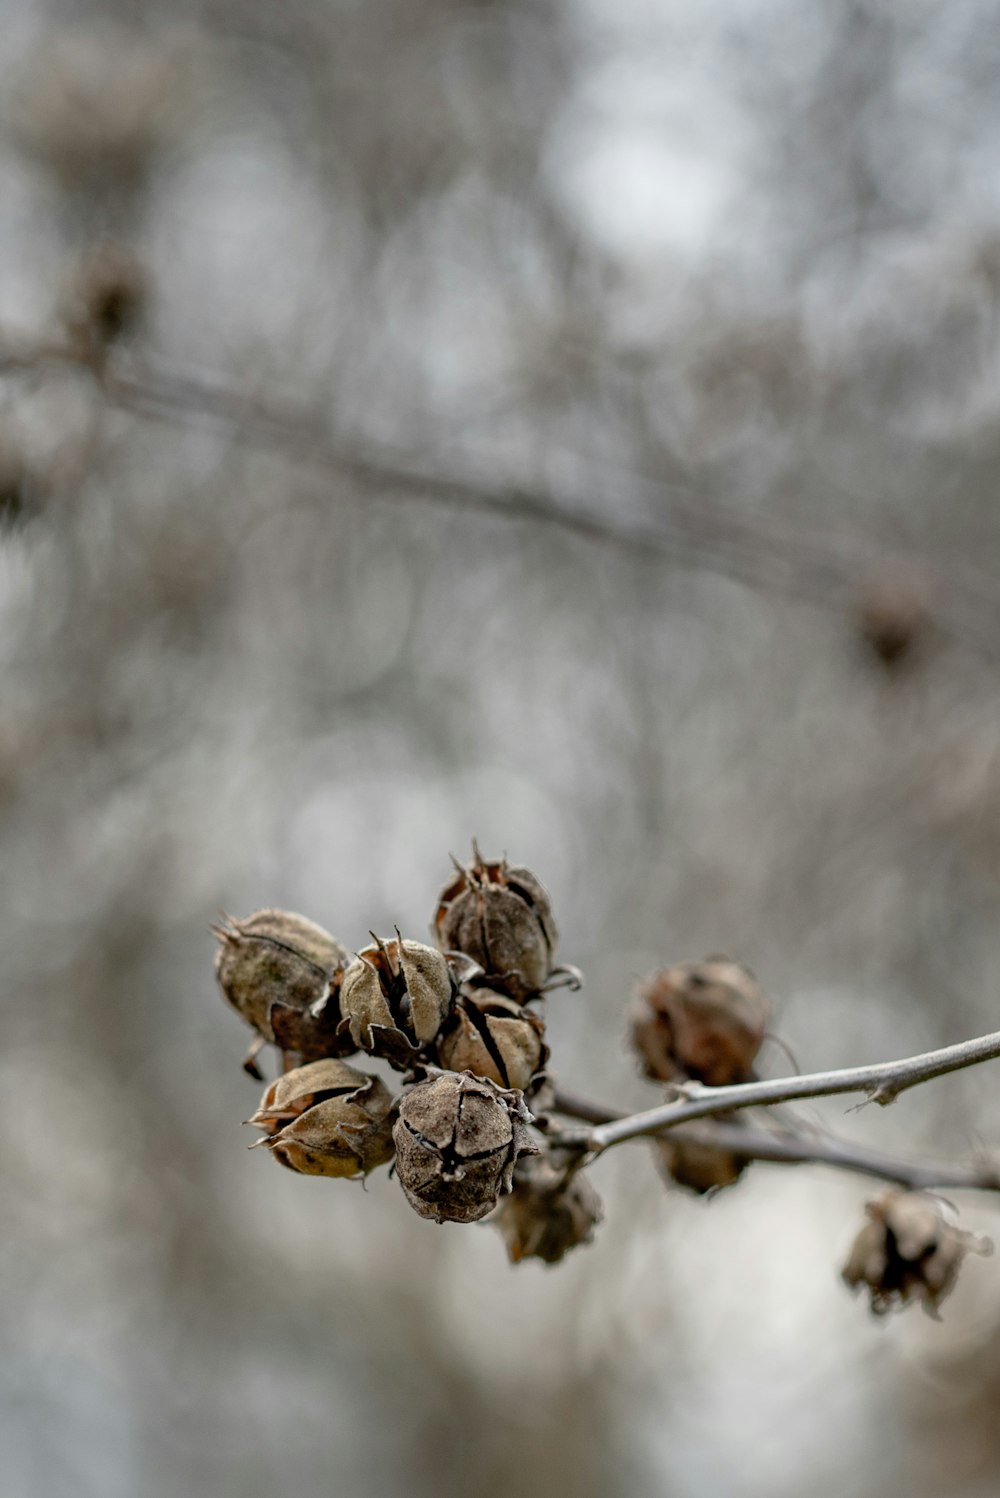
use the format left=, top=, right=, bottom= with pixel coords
left=550, top=1086, right=1000, bottom=1194
left=552, top=1029, right=1000, bottom=1156
left=3, top=329, right=1000, bottom=663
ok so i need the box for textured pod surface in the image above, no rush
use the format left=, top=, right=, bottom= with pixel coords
left=393, top=1070, right=537, bottom=1224
left=435, top=983, right=547, bottom=1091
left=212, top=909, right=355, bottom=1063
left=652, top=1132, right=747, bottom=1196
left=433, top=849, right=558, bottom=1000
left=842, top=1190, right=991, bottom=1317
left=249, top=1060, right=396, bottom=1178
left=340, top=934, right=453, bottom=1066
left=493, top=1154, right=602, bottom=1265
left=632, top=958, right=771, bottom=1087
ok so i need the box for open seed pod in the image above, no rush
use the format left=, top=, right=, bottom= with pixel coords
left=842, top=1190, right=991, bottom=1318
left=632, top=958, right=771, bottom=1087
left=492, top=1153, right=602, bottom=1265
left=249, top=1058, right=396, bottom=1178
left=339, top=932, right=454, bottom=1068
left=435, top=981, right=548, bottom=1092
left=434, top=844, right=572, bottom=1001
left=393, top=1070, right=537, bottom=1224
left=213, top=909, right=356, bottom=1075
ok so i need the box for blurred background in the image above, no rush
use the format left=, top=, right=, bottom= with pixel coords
left=3, top=1, right=1000, bottom=1495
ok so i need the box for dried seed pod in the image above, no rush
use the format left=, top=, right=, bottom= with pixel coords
left=652, top=1130, right=747, bottom=1196
left=249, top=1058, right=396, bottom=1178
left=436, top=981, right=547, bottom=1092
left=492, top=1154, right=602, bottom=1265
left=393, top=1070, right=537, bottom=1224
left=434, top=844, right=568, bottom=1001
left=65, top=242, right=147, bottom=354
left=0, top=442, right=37, bottom=529
left=842, top=1190, right=991, bottom=1318
left=212, top=909, right=355, bottom=1074
left=632, top=958, right=771, bottom=1087
left=340, top=933, right=454, bottom=1067
left=856, top=564, right=933, bottom=671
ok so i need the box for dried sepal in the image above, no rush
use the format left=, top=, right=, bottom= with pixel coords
left=249, top=1059, right=396, bottom=1178
left=842, top=1190, right=992, bottom=1318
left=492, top=1153, right=602, bottom=1265
left=212, top=909, right=356, bottom=1072
left=339, top=932, right=454, bottom=1067
left=433, top=844, right=567, bottom=1001
left=632, top=958, right=771, bottom=1087
left=652, top=1129, right=747, bottom=1196
left=435, top=981, right=548, bottom=1092
left=393, top=1070, right=537, bottom=1224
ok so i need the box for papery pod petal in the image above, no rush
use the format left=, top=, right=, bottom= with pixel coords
left=398, top=941, right=452, bottom=1043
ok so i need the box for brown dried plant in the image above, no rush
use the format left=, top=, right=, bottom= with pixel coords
left=214, top=843, right=1000, bottom=1300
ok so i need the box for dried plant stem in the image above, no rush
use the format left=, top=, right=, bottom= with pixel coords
left=550, top=1027, right=1000, bottom=1161
left=550, top=1087, right=1000, bottom=1194
left=3, top=332, right=1000, bottom=662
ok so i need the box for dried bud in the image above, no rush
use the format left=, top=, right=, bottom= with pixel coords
left=842, top=1191, right=991, bottom=1318
left=393, top=1070, right=537, bottom=1224
left=436, top=982, right=547, bottom=1092
left=65, top=242, right=147, bottom=354
left=213, top=909, right=356, bottom=1072
left=632, top=958, right=771, bottom=1087
left=652, top=1129, right=747, bottom=1196
left=856, top=564, right=933, bottom=670
left=434, top=844, right=564, bottom=1001
left=0, top=442, right=37, bottom=529
left=249, top=1058, right=396, bottom=1178
left=340, top=933, right=454, bottom=1066
left=492, top=1154, right=602, bottom=1264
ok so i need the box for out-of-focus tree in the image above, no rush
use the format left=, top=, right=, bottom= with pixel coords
left=4, top=4, right=1000, bottom=1497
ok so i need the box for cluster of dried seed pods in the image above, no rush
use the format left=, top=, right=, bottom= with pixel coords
left=211, top=847, right=993, bottom=1303
left=213, top=847, right=592, bottom=1252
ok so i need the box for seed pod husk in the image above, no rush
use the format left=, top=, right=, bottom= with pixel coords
left=632, top=958, right=771, bottom=1087
left=492, top=1153, right=602, bottom=1264
left=249, top=1058, right=396, bottom=1178
left=652, top=1129, right=747, bottom=1196
left=842, top=1190, right=991, bottom=1318
left=436, top=982, right=547, bottom=1092
left=393, top=1070, right=537, bottom=1224
left=65, top=241, right=147, bottom=354
left=339, top=933, right=454, bottom=1067
left=856, top=564, right=933, bottom=671
left=433, top=846, right=561, bottom=1001
left=212, top=909, right=356, bottom=1071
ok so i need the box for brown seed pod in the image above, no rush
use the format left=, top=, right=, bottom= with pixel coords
left=434, top=844, right=573, bottom=1001
left=632, top=958, right=771, bottom=1087
left=64, top=242, right=147, bottom=355
left=212, top=909, right=356, bottom=1074
left=339, top=932, right=454, bottom=1067
left=249, top=1058, right=396, bottom=1179
left=842, top=1190, right=991, bottom=1318
left=492, top=1153, right=602, bottom=1265
left=393, top=1070, right=537, bottom=1224
left=652, top=1129, right=747, bottom=1196
left=856, top=564, right=934, bottom=671
left=435, top=981, right=548, bottom=1092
